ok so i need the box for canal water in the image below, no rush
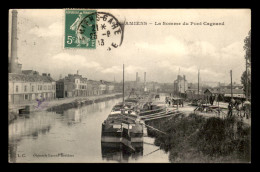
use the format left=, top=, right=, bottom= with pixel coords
left=9, top=98, right=169, bottom=163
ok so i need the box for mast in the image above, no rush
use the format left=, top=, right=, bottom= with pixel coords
left=123, top=64, right=125, bottom=104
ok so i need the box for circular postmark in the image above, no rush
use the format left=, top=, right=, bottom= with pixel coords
left=77, top=11, right=124, bottom=51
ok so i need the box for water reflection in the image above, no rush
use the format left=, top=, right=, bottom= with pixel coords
left=8, top=98, right=168, bottom=163
left=9, top=112, right=54, bottom=140
left=101, top=143, right=143, bottom=162
left=64, top=108, right=82, bottom=125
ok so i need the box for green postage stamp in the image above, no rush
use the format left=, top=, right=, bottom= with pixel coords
left=64, top=9, right=97, bottom=49
left=64, top=9, right=124, bottom=51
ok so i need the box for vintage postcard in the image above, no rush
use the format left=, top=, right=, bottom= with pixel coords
left=8, top=9, right=251, bottom=163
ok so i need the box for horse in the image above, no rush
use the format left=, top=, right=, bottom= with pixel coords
left=233, top=99, right=250, bottom=119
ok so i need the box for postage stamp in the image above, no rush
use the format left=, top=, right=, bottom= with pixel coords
left=64, top=9, right=124, bottom=51
left=65, top=9, right=97, bottom=49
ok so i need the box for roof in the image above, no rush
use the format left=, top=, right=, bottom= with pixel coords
left=204, top=88, right=224, bottom=94
left=87, top=80, right=99, bottom=84
left=204, top=88, right=244, bottom=95
left=227, top=83, right=243, bottom=87
left=9, top=73, right=55, bottom=83
left=223, top=88, right=244, bottom=94
left=22, top=70, right=39, bottom=75
left=186, top=89, right=198, bottom=91
left=22, top=70, right=33, bottom=74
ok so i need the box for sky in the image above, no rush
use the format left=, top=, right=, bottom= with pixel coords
left=8, top=9, right=251, bottom=84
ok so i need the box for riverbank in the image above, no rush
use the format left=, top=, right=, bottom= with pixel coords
left=146, top=113, right=251, bottom=163
left=9, top=112, right=18, bottom=123
left=47, top=93, right=122, bottom=112
left=9, top=93, right=123, bottom=123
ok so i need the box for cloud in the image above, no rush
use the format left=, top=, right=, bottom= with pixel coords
left=186, top=41, right=217, bottom=57
left=125, top=65, right=145, bottom=74
left=135, top=36, right=187, bottom=56
left=28, top=21, right=62, bottom=37
left=101, top=65, right=145, bottom=75
left=101, top=66, right=122, bottom=74
left=51, top=53, right=103, bottom=71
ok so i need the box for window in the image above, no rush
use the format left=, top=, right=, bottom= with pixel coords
left=44, top=86, right=47, bottom=90
left=32, top=86, right=34, bottom=92
left=24, top=85, right=27, bottom=92
left=24, top=94, right=29, bottom=100
left=16, top=86, right=18, bottom=93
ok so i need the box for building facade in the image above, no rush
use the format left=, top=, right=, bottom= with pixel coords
left=56, top=73, right=88, bottom=98
left=56, top=73, right=115, bottom=98
left=9, top=73, right=56, bottom=104
left=174, top=75, right=188, bottom=94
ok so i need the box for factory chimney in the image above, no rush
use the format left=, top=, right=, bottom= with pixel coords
left=144, top=72, right=147, bottom=92
left=136, top=72, right=138, bottom=82
left=10, top=10, right=22, bottom=73
left=144, top=72, right=146, bottom=83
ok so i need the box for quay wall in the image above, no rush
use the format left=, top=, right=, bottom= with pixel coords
left=9, top=93, right=123, bottom=123
left=47, top=94, right=123, bottom=112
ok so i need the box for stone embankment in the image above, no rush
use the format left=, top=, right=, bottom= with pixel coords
left=47, top=93, right=122, bottom=112
left=8, top=93, right=123, bottom=123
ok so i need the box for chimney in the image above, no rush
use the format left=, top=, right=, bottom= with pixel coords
left=136, top=72, right=138, bottom=82
left=77, top=70, right=79, bottom=75
left=144, top=72, right=146, bottom=83
left=10, top=10, right=19, bottom=73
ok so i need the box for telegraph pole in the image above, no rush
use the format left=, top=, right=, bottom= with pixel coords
left=230, top=70, right=233, bottom=100
left=246, top=59, right=248, bottom=101
left=183, top=75, right=185, bottom=98
left=198, top=69, right=200, bottom=96
left=123, top=64, right=125, bottom=104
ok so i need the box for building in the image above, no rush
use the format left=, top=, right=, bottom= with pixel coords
left=8, top=10, right=56, bottom=105
left=204, top=88, right=224, bottom=97
left=174, top=75, right=188, bottom=94
left=103, top=81, right=115, bottom=94
left=220, top=82, right=243, bottom=90
left=203, top=88, right=245, bottom=102
left=99, top=80, right=107, bottom=94
left=223, top=88, right=245, bottom=99
left=22, top=70, right=39, bottom=75
left=56, top=72, right=88, bottom=98
left=9, top=73, right=56, bottom=104
left=146, top=81, right=160, bottom=92
left=87, top=80, right=101, bottom=96
left=56, top=72, right=115, bottom=98
left=158, top=83, right=174, bottom=93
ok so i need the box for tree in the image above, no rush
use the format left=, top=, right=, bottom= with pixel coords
left=241, top=70, right=251, bottom=97
left=243, top=30, right=251, bottom=64
left=241, top=30, right=251, bottom=99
